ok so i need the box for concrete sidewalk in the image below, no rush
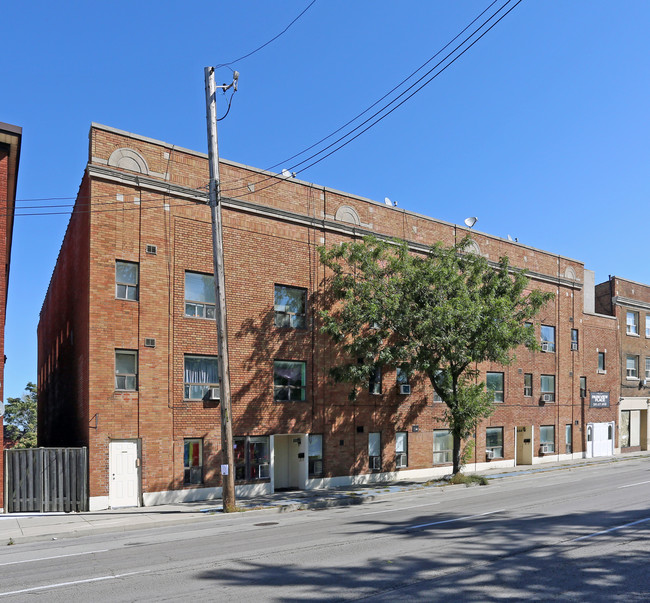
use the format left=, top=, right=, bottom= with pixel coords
left=1, top=452, right=647, bottom=545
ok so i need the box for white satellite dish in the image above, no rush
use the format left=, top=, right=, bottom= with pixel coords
left=281, top=169, right=291, bottom=178
left=507, top=234, right=513, bottom=241
left=464, top=216, right=478, bottom=229
left=384, top=197, right=392, bottom=206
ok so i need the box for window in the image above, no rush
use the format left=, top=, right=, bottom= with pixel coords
left=646, top=357, right=650, bottom=380
left=486, top=372, right=504, bottom=402
left=274, top=285, right=306, bottom=328
left=626, top=355, right=639, bottom=379
left=116, top=261, right=139, bottom=300
left=524, top=373, right=532, bottom=397
left=597, top=351, right=606, bottom=373
left=565, top=424, right=572, bottom=454
left=395, top=432, right=408, bottom=468
left=579, top=376, right=587, bottom=399
left=369, top=365, right=382, bottom=395
left=185, top=272, right=215, bottom=319
left=433, top=430, right=453, bottom=464
left=540, top=374, right=555, bottom=402
left=571, top=329, right=579, bottom=350
left=369, top=432, right=381, bottom=470
left=184, top=439, right=203, bottom=485
left=540, top=325, right=556, bottom=352
left=184, top=355, right=219, bottom=400
left=234, top=436, right=270, bottom=481
left=115, top=350, right=137, bottom=390
left=274, top=360, right=306, bottom=401
left=432, top=370, right=444, bottom=402
left=540, top=425, right=555, bottom=453
left=308, top=434, right=323, bottom=477
left=396, top=367, right=409, bottom=385
left=626, top=311, right=639, bottom=335
left=486, top=427, right=503, bottom=458
left=646, top=315, right=650, bottom=338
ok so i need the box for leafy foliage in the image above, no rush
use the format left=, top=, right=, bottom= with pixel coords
left=319, top=236, right=553, bottom=473
left=4, top=382, right=37, bottom=448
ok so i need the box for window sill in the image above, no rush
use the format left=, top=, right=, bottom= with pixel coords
left=184, top=315, right=216, bottom=321
left=597, top=369, right=607, bottom=375
left=115, top=297, right=139, bottom=302
left=626, top=332, right=640, bottom=337
left=115, top=389, right=138, bottom=393
left=626, top=377, right=640, bottom=382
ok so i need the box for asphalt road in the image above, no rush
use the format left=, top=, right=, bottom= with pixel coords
left=1, top=458, right=648, bottom=601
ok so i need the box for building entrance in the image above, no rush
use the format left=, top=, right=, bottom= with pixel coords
left=272, top=434, right=307, bottom=491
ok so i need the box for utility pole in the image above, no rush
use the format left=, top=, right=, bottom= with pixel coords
left=204, top=66, right=238, bottom=512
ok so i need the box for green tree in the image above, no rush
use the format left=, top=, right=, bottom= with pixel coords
left=4, top=382, right=37, bottom=448
left=319, top=236, right=553, bottom=474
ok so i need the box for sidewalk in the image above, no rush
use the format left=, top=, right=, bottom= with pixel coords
left=1, top=452, right=647, bottom=545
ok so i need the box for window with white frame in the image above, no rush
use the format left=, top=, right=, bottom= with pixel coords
left=433, top=430, right=453, bottom=464
left=369, top=365, right=382, bottom=395
left=273, top=360, right=306, bottom=401
left=274, top=285, right=306, bottom=328
left=540, top=374, right=555, bottom=402
left=308, top=434, right=323, bottom=476
left=115, top=260, right=139, bottom=301
left=524, top=373, right=532, bottom=397
left=486, top=372, right=504, bottom=402
left=369, top=432, right=381, bottom=470
left=565, top=424, right=572, bottom=454
left=183, top=439, right=203, bottom=484
left=432, top=369, right=444, bottom=402
left=395, top=431, right=408, bottom=468
left=184, top=272, right=215, bottom=319
left=115, top=350, right=137, bottom=390
left=646, top=357, right=650, bottom=380
left=598, top=351, right=606, bottom=372
left=233, top=436, right=270, bottom=481
left=571, top=329, right=579, bottom=350
left=627, top=311, right=639, bottom=335
left=184, top=355, right=219, bottom=400
left=396, top=367, right=409, bottom=386
left=540, top=425, right=555, bottom=453
left=540, top=325, right=556, bottom=352
left=646, top=315, right=650, bottom=338
left=626, top=355, right=639, bottom=379
left=486, top=427, right=503, bottom=458
left=580, top=376, right=587, bottom=399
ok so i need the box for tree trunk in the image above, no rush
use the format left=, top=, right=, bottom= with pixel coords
left=452, top=433, right=462, bottom=475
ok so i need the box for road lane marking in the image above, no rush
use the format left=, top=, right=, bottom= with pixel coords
left=618, top=480, right=650, bottom=489
left=0, top=550, right=109, bottom=567
left=362, top=502, right=441, bottom=515
left=572, top=517, right=650, bottom=541
left=0, top=571, right=145, bottom=597
left=409, top=509, right=504, bottom=530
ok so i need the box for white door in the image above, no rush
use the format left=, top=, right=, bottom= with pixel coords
left=109, top=440, right=140, bottom=507
left=587, top=423, right=614, bottom=458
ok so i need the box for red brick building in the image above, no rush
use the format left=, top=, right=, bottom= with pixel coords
left=38, top=124, right=620, bottom=510
left=595, top=276, right=650, bottom=451
left=0, top=122, right=21, bottom=512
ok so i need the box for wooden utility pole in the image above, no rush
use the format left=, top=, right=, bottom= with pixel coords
left=204, top=66, right=237, bottom=512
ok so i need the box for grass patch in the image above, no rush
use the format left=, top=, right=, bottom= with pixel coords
left=448, top=473, right=488, bottom=487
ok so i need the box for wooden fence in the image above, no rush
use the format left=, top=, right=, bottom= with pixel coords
left=4, top=447, right=88, bottom=513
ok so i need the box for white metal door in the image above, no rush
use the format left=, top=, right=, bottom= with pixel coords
left=109, top=440, right=140, bottom=507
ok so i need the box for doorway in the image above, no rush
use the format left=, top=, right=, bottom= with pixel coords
left=272, top=434, right=307, bottom=491
left=109, top=440, right=140, bottom=508
left=515, top=425, right=533, bottom=465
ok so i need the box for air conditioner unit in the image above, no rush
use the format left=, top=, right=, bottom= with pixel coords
left=540, top=444, right=551, bottom=454
left=571, top=342, right=578, bottom=351
left=399, top=384, right=411, bottom=395
left=541, top=393, right=553, bottom=403
left=369, top=456, right=381, bottom=470
left=204, top=387, right=220, bottom=401
left=144, top=337, right=156, bottom=348
left=541, top=342, right=550, bottom=352
left=485, top=449, right=495, bottom=460
left=396, top=453, right=407, bottom=468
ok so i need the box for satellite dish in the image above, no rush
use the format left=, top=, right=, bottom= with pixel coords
left=507, top=234, right=513, bottom=241
left=281, top=169, right=291, bottom=178
left=384, top=197, right=392, bottom=206
left=464, top=216, right=478, bottom=229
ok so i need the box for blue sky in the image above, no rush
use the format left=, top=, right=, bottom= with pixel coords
left=2, top=1, right=649, bottom=402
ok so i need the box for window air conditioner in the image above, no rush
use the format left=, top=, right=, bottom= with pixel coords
left=540, top=444, right=551, bottom=454
left=541, top=342, right=550, bottom=352
left=542, top=393, right=553, bottom=403
left=205, top=387, right=220, bottom=401
left=485, top=449, right=495, bottom=460
left=571, top=342, right=578, bottom=351
left=144, top=337, right=156, bottom=348
left=399, top=384, right=411, bottom=395
left=369, top=456, right=381, bottom=470
left=396, top=453, right=407, bottom=468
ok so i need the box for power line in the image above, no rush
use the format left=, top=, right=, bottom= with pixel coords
left=215, top=0, right=317, bottom=70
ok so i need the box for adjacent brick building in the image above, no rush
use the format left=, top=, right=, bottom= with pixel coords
left=38, top=124, right=620, bottom=510
left=595, top=276, right=650, bottom=451
left=0, top=122, right=21, bottom=511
